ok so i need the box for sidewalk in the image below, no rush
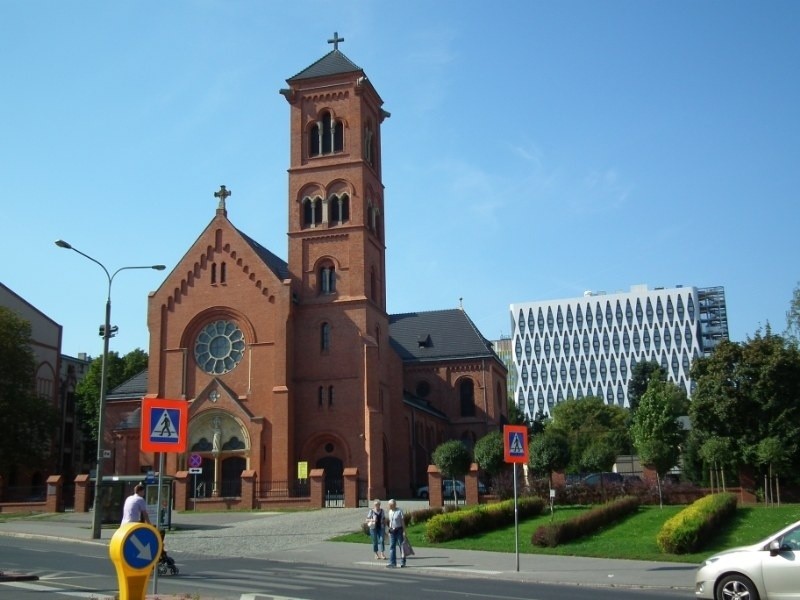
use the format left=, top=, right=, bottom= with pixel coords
left=0, top=507, right=698, bottom=592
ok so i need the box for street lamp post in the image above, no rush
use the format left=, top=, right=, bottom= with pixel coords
left=55, top=239, right=165, bottom=539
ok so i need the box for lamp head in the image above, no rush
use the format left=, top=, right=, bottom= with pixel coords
left=153, top=265, right=167, bottom=271
left=55, top=239, right=72, bottom=249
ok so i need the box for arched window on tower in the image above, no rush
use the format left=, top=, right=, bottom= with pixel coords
left=309, top=122, right=320, bottom=157
left=329, top=193, right=350, bottom=225
left=303, top=196, right=322, bottom=228
left=320, top=111, right=343, bottom=155
left=459, top=378, right=476, bottom=417
left=370, top=266, right=377, bottom=302
left=364, top=119, right=376, bottom=167
left=321, top=322, right=330, bottom=352
left=320, top=263, right=336, bottom=295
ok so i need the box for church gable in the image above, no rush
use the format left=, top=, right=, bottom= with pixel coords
left=156, top=200, right=289, bottom=314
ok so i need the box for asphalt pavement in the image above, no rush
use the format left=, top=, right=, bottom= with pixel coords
left=0, top=501, right=698, bottom=595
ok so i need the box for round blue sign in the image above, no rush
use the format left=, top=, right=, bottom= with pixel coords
left=122, top=526, right=160, bottom=570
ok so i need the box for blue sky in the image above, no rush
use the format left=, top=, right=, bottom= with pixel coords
left=3, top=1, right=798, bottom=359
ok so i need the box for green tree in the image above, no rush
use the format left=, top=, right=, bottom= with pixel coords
left=473, top=430, right=505, bottom=476
left=627, top=360, right=667, bottom=413
left=630, top=378, right=688, bottom=507
left=548, top=397, right=629, bottom=474
left=432, top=440, right=473, bottom=503
left=528, top=428, right=570, bottom=487
left=698, top=436, right=734, bottom=492
left=787, top=281, right=800, bottom=347
left=0, top=307, right=60, bottom=475
left=756, top=436, right=790, bottom=505
left=506, top=398, right=529, bottom=427
left=76, top=348, right=149, bottom=441
left=689, top=333, right=800, bottom=485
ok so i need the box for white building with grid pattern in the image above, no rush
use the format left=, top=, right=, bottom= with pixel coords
left=510, top=284, right=728, bottom=418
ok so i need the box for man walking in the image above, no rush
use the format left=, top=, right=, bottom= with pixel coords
left=121, top=483, right=151, bottom=525
left=385, top=498, right=405, bottom=568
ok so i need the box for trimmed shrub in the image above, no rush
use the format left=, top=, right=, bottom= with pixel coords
left=531, top=495, right=640, bottom=547
left=656, top=492, right=737, bottom=554
left=425, top=496, right=545, bottom=543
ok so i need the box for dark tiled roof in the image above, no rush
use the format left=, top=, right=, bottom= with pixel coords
left=237, top=229, right=290, bottom=281
left=106, top=370, right=148, bottom=401
left=287, top=50, right=363, bottom=82
left=389, top=309, right=497, bottom=363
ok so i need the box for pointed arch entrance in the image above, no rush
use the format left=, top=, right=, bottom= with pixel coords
left=189, top=410, right=249, bottom=498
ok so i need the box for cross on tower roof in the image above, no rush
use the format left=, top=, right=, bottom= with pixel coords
left=214, top=185, right=231, bottom=210
left=328, top=31, right=344, bottom=51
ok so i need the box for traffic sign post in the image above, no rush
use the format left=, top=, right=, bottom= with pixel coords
left=109, top=522, right=162, bottom=600
left=140, top=398, right=187, bottom=595
left=503, top=424, right=529, bottom=573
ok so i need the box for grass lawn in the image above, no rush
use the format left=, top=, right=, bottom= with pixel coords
left=334, top=503, right=800, bottom=564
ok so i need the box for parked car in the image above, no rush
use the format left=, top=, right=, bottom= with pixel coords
left=581, top=472, right=624, bottom=486
left=415, top=480, right=487, bottom=499
left=695, top=518, right=800, bottom=600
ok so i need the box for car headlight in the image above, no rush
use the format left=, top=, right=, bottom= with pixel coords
left=701, top=557, right=720, bottom=568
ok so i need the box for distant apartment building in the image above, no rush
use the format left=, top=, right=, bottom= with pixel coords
left=509, top=284, right=729, bottom=418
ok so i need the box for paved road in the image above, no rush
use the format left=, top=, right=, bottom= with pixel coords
left=0, top=503, right=698, bottom=593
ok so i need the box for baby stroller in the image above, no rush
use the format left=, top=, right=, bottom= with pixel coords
left=157, top=529, right=179, bottom=575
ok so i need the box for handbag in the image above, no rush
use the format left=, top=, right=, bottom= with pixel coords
left=401, top=538, right=415, bottom=557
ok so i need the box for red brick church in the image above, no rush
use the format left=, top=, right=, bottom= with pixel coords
left=108, top=35, right=507, bottom=500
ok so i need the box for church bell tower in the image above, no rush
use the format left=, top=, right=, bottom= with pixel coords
left=280, top=33, right=392, bottom=499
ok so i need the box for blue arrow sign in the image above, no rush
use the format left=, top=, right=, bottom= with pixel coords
left=122, top=526, right=160, bottom=570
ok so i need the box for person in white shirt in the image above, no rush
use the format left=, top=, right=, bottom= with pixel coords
left=385, top=498, right=405, bottom=568
left=121, top=483, right=151, bottom=525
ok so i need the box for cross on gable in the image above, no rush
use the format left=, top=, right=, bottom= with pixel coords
left=214, top=185, right=231, bottom=210
left=328, top=31, right=344, bottom=51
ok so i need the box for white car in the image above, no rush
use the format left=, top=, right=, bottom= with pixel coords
left=695, top=518, right=800, bottom=600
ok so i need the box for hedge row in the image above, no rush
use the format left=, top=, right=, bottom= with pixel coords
left=425, top=496, right=545, bottom=543
left=531, top=495, right=640, bottom=547
left=656, top=492, right=737, bottom=554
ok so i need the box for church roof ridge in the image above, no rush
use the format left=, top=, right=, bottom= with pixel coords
left=235, top=228, right=290, bottom=281
left=287, top=49, right=363, bottom=82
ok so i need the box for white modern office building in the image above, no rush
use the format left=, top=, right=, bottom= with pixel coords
left=510, top=284, right=728, bottom=418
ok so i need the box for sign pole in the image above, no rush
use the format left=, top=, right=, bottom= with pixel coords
left=513, top=462, right=519, bottom=572
left=152, top=452, right=165, bottom=595
left=503, top=424, right=529, bottom=574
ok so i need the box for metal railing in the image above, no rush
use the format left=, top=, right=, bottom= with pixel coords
left=256, top=479, right=310, bottom=499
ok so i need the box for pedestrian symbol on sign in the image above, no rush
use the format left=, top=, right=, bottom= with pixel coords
left=509, top=433, right=524, bottom=456
left=151, top=409, right=179, bottom=441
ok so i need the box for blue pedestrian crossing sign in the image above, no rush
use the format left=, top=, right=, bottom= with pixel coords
left=141, top=398, right=188, bottom=453
left=503, top=425, right=529, bottom=464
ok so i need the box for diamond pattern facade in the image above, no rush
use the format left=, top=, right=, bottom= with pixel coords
left=509, top=285, right=728, bottom=418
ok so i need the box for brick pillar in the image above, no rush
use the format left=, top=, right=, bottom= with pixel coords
left=173, top=471, right=190, bottom=511
left=427, top=465, right=443, bottom=507
left=74, top=474, right=91, bottom=513
left=241, top=470, right=256, bottom=510
left=551, top=470, right=566, bottom=487
left=642, top=466, right=658, bottom=485
left=45, top=475, right=63, bottom=513
left=309, top=468, right=325, bottom=508
left=465, top=463, right=479, bottom=505
left=343, top=467, right=358, bottom=508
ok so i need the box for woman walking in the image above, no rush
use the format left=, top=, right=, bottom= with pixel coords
left=366, top=499, right=386, bottom=559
